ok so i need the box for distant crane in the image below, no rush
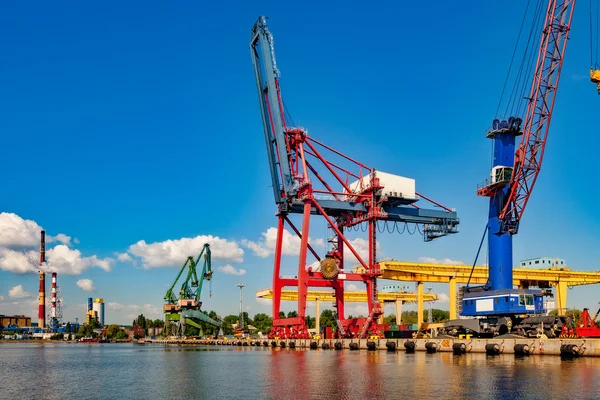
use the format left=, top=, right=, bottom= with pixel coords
left=250, top=16, right=460, bottom=339
left=163, top=243, right=222, bottom=336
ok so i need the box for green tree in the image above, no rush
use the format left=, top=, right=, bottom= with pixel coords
left=133, top=314, right=147, bottom=329
left=431, top=309, right=450, bottom=322
left=222, top=315, right=239, bottom=335
left=115, top=330, right=128, bottom=340
left=252, top=313, right=272, bottom=333
left=241, top=311, right=252, bottom=328
left=319, top=310, right=336, bottom=328
left=77, top=323, right=98, bottom=338
left=278, top=311, right=286, bottom=319
left=287, top=311, right=298, bottom=318
left=66, top=322, right=71, bottom=333
left=384, top=315, right=397, bottom=327
left=88, top=319, right=100, bottom=329
left=106, top=324, right=121, bottom=339
left=550, top=308, right=582, bottom=321
left=305, top=315, right=315, bottom=329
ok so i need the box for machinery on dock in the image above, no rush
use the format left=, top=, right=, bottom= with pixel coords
left=446, top=0, right=598, bottom=338
left=163, top=243, right=222, bottom=337
left=250, top=16, right=459, bottom=339
left=561, top=307, right=600, bottom=338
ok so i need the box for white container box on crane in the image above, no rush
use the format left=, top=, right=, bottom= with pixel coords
left=346, top=171, right=416, bottom=201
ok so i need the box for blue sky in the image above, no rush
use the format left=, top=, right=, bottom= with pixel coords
left=1, top=1, right=599, bottom=325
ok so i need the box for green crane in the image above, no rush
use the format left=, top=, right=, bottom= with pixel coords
left=163, top=243, right=222, bottom=337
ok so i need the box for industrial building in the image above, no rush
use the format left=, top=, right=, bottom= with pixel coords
left=520, top=257, right=566, bottom=268
left=0, top=315, right=31, bottom=329
left=86, top=297, right=105, bottom=326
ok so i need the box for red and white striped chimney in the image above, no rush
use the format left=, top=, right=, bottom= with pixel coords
left=51, top=272, right=57, bottom=319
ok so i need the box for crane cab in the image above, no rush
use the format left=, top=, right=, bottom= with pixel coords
left=591, top=69, right=600, bottom=94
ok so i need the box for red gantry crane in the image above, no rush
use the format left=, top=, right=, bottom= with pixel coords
left=250, top=16, right=460, bottom=339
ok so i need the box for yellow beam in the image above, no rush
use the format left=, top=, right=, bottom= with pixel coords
left=417, top=282, right=424, bottom=328
left=377, top=261, right=600, bottom=286
left=555, top=281, right=568, bottom=314
left=449, top=277, right=457, bottom=320
left=256, top=289, right=437, bottom=303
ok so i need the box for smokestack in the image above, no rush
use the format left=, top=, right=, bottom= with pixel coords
left=40, top=230, right=46, bottom=264
left=38, top=230, right=46, bottom=329
left=51, top=272, right=57, bottom=319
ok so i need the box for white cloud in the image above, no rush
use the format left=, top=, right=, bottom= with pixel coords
left=437, top=293, right=450, bottom=303
left=351, top=305, right=369, bottom=316
left=344, top=237, right=381, bottom=266
left=107, top=302, right=124, bottom=310
left=8, top=285, right=31, bottom=299
left=418, top=257, right=464, bottom=265
left=47, top=245, right=113, bottom=274
left=125, top=304, right=161, bottom=318
left=0, top=212, right=73, bottom=249
left=217, top=264, right=246, bottom=276
left=242, top=239, right=271, bottom=258
left=0, top=212, right=44, bottom=248
left=117, top=253, right=133, bottom=262
left=52, top=233, right=72, bottom=247
left=0, top=246, right=113, bottom=275
left=0, top=296, right=3, bottom=301
left=242, top=227, right=326, bottom=258
left=127, top=235, right=244, bottom=268
left=0, top=248, right=39, bottom=274
left=76, top=279, right=96, bottom=292
left=345, top=283, right=360, bottom=292
left=0, top=213, right=111, bottom=276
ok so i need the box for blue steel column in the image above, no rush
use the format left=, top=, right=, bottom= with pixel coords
left=487, top=130, right=517, bottom=291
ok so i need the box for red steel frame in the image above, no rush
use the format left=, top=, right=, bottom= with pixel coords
left=500, top=0, right=575, bottom=231
left=255, top=27, right=456, bottom=339
left=268, top=126, right=396, bottom=339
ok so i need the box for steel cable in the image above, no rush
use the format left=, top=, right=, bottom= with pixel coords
left=496, top=0, right=532, bottom=119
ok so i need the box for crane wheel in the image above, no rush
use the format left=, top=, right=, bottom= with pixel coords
left=320, top=258, right=340, bottom=280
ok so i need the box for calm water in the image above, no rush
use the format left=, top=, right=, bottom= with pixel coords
left=2, top=342, right=600, bottom=400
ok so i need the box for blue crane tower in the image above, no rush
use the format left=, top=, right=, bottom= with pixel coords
left=460, top=1, right=575, bottom=329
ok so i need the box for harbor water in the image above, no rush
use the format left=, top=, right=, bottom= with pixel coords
left=2, top=342, right=600, bottom=399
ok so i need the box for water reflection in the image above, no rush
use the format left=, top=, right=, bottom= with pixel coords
left=2, top=343, right=600, bottom=400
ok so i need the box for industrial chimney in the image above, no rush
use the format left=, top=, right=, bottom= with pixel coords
left=38, top=230, right=46, bottom=329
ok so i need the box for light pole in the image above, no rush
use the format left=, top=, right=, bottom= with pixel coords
left=427, top=286, right=433, bottom=323
left=236, top=283, right=245, bottom=330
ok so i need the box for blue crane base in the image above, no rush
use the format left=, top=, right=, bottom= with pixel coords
left=461, top=289, right=545, bottom=316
